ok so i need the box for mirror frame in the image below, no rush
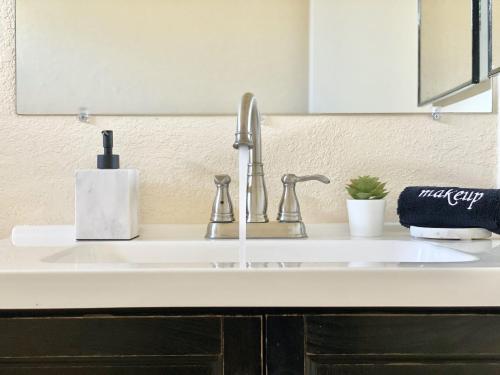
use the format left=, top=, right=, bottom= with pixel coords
left=489, top=0, right=500, bottom=76
left=418, top=0, right=481, bottom=106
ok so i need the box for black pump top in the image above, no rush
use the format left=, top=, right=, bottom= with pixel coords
left=97, top=130, right=120, bottom=169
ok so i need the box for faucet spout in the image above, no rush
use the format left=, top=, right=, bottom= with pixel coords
left=234, top=93, right=268, bottom=223
left=233, top=94, right=254, bottom=152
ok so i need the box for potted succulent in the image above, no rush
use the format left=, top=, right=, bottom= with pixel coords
left=346, top=176, right=389, bottom=237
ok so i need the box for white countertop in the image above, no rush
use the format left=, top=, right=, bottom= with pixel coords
left=2, top=224, right=500, bottom=309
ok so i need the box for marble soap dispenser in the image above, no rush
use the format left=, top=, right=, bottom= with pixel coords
left=75, top=130, right=139, bottom=240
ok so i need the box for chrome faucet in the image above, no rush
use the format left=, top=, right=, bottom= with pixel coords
left=233, top=93, right=268, bottom=223
left=206, top=93, right=330, bottom=239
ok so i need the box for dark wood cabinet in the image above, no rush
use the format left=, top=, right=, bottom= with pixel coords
left=266, top=315, right=304, bottom=375
left=2, top=310, right=500, bottom=374
left=0, top=363, right=219, bottom=375
left=0, top=315, right=261, bottom=375
left=266, top=313, right=500, bottom=375
left=304, top=363, right=500, bottom=375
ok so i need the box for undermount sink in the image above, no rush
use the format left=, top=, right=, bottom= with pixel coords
left=42, top=240, right=478, bottom=268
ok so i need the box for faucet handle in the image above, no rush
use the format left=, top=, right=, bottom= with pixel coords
left=282, top=174, right=330, bottom=184
left=214, top=174, right=231, bottom=185
left=210, top=175, right=235, bottom=223
left=277, top=174, right=330, bottom=223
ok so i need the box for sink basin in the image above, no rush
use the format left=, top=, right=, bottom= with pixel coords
left=42, top=240, right=478, bottom=268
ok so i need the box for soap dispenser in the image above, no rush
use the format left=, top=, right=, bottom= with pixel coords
left=75, top=130, right=139, bottom=240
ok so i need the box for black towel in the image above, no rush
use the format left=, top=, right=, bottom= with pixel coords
left=397, top=186, right=500, bottom=234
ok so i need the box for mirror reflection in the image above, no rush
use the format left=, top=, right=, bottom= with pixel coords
left=419, top=0, right=477, bottom=105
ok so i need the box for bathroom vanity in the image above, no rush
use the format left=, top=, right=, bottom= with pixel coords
left=2, top=310, right=500, bottom=374
left=2, top=224, right=500, bottom=374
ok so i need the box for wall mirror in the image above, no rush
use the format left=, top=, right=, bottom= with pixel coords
left=16, top=0, right=492, bottom=115
left=490, top=0, right=500, bottom=76
left=419, top=0, right=489, bottom=105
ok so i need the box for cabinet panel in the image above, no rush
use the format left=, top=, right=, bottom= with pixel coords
left=306, top=314, right=500, bottom=355
left=266, top=315, right=304, bottom=375
left=0, top=315, right=264, bottom=375
left=0, top=363, right=218, bottom=375
left=307, top=361, right=500, bottom=375
left=0, top=316, right=221, bottom=357
left=223, top=317, right=263, bottom=375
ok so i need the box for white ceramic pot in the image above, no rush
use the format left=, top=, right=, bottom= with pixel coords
left=347, top=199, right=386, bottom=237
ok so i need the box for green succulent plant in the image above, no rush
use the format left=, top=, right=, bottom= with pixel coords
left=346, top=176, right=388, bottom=200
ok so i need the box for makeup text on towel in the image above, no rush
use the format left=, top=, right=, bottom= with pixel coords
left=418, top=189, right=484, bottom=210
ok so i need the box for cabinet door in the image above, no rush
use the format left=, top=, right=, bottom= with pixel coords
left=0, top=363, right=217, bottom=375
left=306, top=363, right=500, bottom=375
left=305, top=314, right=500, bottom=374
left=266, top=314, right=500, bottom=375
left=0, top=315, right=262, bottom=375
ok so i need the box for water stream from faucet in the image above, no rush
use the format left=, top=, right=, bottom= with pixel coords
left=239, top=146, right=249, bottom=268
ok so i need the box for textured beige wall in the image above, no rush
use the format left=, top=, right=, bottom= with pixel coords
left=0, top=0, right=497, bottom=238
